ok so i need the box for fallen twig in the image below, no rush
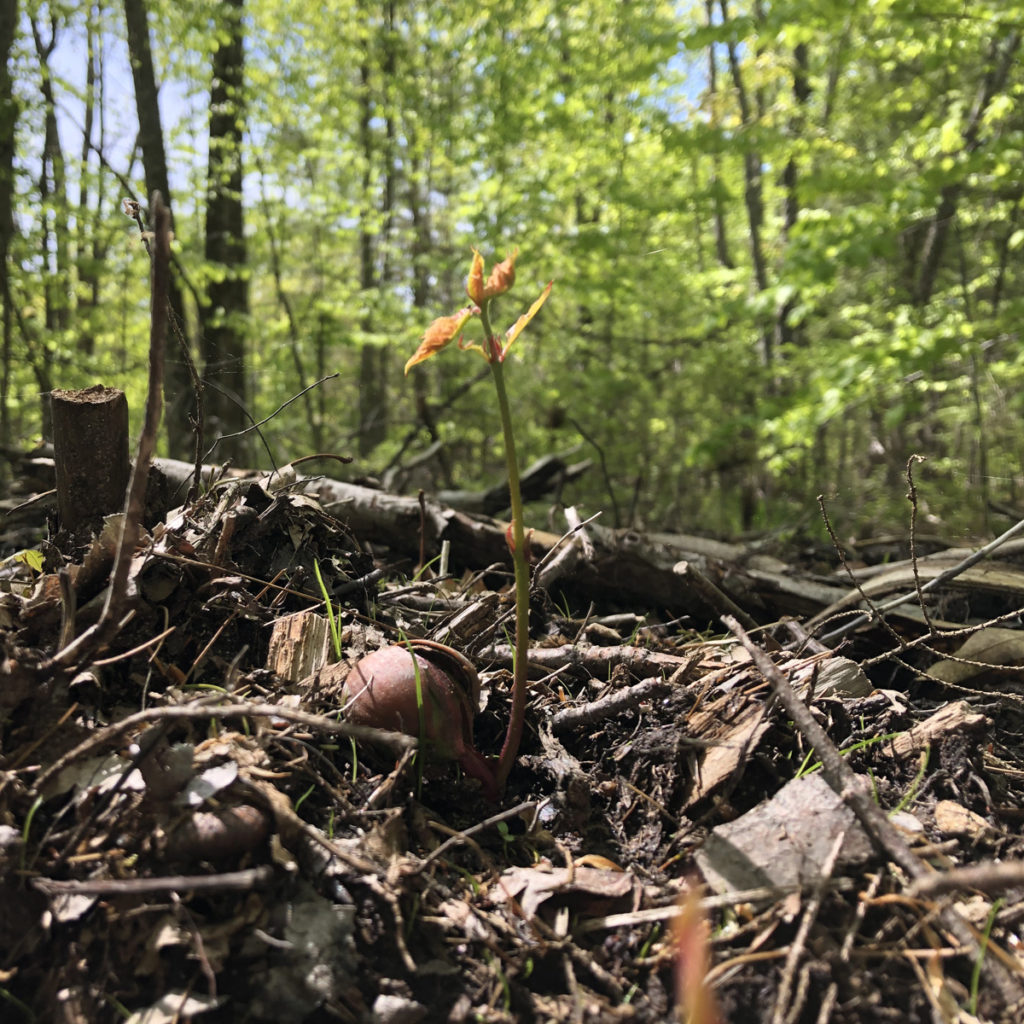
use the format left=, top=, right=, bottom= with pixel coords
left=32, top=866, right=274, bottom=897
left=31, top=699, right=416, bottom=796
left=909, top=859, right=1024, bottom=898
left=550, top=676, right=673, bottom=733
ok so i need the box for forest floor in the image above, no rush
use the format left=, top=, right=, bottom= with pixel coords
left=3, top=460, right=1024, bottom=1024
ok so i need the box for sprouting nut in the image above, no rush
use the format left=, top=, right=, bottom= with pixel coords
left=342, top=639, right=497, bottom=799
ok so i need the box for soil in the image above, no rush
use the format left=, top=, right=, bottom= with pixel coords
left=3, top=469, right=1024, bottom=1024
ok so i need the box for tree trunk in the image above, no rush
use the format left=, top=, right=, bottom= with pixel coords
left=123, top=0, right=194, bottom=459
left=721, top=0, right=772, bottom=371
left=31, top=14, right=68, bottom=435
left=704, top=0, right=733, bottom=271
left=76, top=4, right=99, bottom=355
left=0, top=0, right=16, bottom=462
left=356, top=50, right=388, bottom=458
left=774, top=41, right=809, bottom=352
left=201, top=0, right=249, bottom=462
left=912, top=30, right=1021, bottom=307
left=31, top=14, right=70, bottom=343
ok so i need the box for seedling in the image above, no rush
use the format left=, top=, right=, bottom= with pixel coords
left=405, top=248, right=552, bottom=792
left=313, top=558, right=343, bottom=660
left=342, top=249, right=550, bottom=799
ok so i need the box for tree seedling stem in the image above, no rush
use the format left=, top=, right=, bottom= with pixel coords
left=405, top=248, right=552, bottom=795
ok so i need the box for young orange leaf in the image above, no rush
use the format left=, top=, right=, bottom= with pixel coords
left=467, top=249, right=486, bottom=305
left=502, top=281, right=552, bottom=356
left=404, top=307, right=475, bottom=374
left=484, top=248, right=518, bottom=298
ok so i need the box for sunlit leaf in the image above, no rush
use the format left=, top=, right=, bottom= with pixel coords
left=404, top=307, right=476, bottom=374
left=502, top=281, right=552, bottom=356
left=484, top=248, right=518, bottom=298
left=467, top=249, right=486, bottom=305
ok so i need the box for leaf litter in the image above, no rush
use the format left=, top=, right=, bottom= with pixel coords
left=4, top=465, right=1024, bottom=1022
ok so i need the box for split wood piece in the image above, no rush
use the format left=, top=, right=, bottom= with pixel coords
left=267, top=609, right=330, bottom=682
left=682, top=686, right=773, bottom=810
left=50, top=384, right=129, bottom=537
left=885, top=701, right=990, bottom=759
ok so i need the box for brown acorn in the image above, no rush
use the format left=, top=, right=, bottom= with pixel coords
left=342, top=639, right=497, bottom=799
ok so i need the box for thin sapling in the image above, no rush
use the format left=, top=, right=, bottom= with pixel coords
left=405, top=248, right=551, bottom=791
left=343, top=249, right=550, bottom=799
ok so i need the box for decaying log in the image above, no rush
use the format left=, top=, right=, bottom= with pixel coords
left=437, top=454, right=592, bottom=515
left=18, top=437, right=1024, bottom=632
left=298, top=474, right=854, bottom=620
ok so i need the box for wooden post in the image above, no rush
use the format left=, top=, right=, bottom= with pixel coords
left=50, top=385, right=129, bottom=537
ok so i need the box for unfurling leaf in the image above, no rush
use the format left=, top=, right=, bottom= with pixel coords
left=503, top=280, right=553, bottom=356
left=484, top=249, right=518, bottom=298
left=404, top=307, right=476, bottom=374
left=467, top=249, right=486, bottom=304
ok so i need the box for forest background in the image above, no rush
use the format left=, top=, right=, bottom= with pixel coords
left=0, top=0, right=1022, bottom=543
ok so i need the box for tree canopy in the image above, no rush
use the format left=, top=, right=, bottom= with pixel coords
left=3, top=0, right=1023, bottom=538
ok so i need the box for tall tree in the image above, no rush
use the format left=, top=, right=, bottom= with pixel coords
left=75, top=2, right=100, bottom=355
left=123, top=0, right=194, bottom=458
left=201, top=0, right=249, bottom=461
left=31, top=13, right=69, bottom=334
left=0, top=0, right=16, bottom=458
left=910, top=29, right=1021, bottom=307
left=354, top=0, right=398, bottom=458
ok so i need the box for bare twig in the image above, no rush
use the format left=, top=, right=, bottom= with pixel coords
left=905, top=455, right=937, bottom=636
left=415, top=800, right=537, bottom=869
left=818, top=508, right=1024, bottom=644
left=31, top=700, right=416, bottom=797
left=815, top=493, right=905, bottom=648
left=909, top=859, right=1024, bottom=898
left=568, top=415, right=622, bottom=528
left=32, top=866, right=274, bottom=897
left=550, top=676, right=673, bottom=733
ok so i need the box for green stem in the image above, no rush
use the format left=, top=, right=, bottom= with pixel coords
left=481, top=305, right=530, bottom=792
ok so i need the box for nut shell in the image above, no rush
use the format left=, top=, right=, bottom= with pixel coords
left=342, top=643, right=476, bottom=760
left=342, top=640, right=498, bottom=799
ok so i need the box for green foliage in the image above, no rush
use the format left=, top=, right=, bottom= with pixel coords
left=2, top=0, right=1024, bottom=538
